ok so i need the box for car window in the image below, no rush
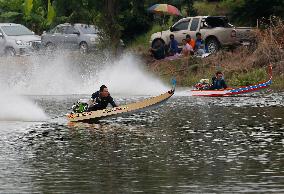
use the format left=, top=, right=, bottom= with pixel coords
left=53, top=26, right=66, bottom=33
left=77, top=25, right=97, bottom=34
left=49, top=28, right=56, bottom=33
left=1, top=25, right=33, bottom=36
left=64, top=26, right=76, bottom=34
left=205, top=17, right=231, bottom=28
left=173, top=20, right=190, bottom=31
left=190, top=18, right=200, bottom=31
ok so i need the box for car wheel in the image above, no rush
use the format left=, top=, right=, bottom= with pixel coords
left=152, top=39, right=164, bottom=48
left=46, top=42, right=55, bottom=51
left=79, top=42, right=88, bottom=54
left=5, top=47, right=16, bottom=56
left=206, top=38, right=220, bottom=53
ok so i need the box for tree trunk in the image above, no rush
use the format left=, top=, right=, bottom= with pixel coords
left=105, top=0, right=121, bottom=56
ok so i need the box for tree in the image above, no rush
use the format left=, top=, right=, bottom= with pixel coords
left=179, top=0, right=197, bottom=16
left=228, top=0, right=284, bottom=25
left=0, top=0, right=23, bottom=23
left=47, top=0, right=55, bottom=25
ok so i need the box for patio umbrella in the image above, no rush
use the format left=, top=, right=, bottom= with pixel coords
left=147, top=4, right=182, bottom=37
left=147, top=4, right=182, bottom=16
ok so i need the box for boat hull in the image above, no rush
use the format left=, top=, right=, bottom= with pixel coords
left=191, top=65, right=272, bottom=97
left=67, top=89, right=175, bottom=122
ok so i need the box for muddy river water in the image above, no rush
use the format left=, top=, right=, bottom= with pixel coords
left=0, top=92, right=283, bottom=193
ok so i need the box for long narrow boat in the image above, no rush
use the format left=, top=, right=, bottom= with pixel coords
left=191, top=65, right=272, bottom=97
left=67, top=86, right=175, bottom=122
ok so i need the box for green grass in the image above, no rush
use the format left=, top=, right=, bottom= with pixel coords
left=153, top=58, right=282, bottom=90
left=271, top=75, right=284, bottom=90
left=229, top=69, right=267, bottom=87
left=194, top=1, right=219, bottom=16
left=128, top=24, right=162, bottom=50
left=193, top=1, right=233, bottom=16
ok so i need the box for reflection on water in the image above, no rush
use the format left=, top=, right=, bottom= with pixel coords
left=0, top=93, right=284, bottom=193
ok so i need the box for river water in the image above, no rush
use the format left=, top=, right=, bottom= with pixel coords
left=0, top=92, right=283, bottom=193
left=0, top=53, right=283, bottom=193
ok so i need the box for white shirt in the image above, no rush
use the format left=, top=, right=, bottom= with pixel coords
left=183, top=43, right=193, bottom=52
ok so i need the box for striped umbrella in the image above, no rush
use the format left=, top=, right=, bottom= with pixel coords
left=147, top=4, right=182, bottom=16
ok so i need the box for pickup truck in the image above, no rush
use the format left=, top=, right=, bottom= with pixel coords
left=150, top=16, right=253, bottom=53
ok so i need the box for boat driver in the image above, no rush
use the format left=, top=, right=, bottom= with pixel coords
left=210, top=71, right=228, bottom=90
left=87, top=85, right=117, bottom=112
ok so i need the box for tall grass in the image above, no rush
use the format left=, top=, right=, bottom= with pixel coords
left=230, top=68, right=267, bottom=86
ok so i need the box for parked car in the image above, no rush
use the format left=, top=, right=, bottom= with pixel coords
left=150, top=16, right=253, bottom=53
left=41, top=23, right=100, bottom=53
left=0, top=23, right=41, bottom=56
left=42, top=23, right=125, bottom=53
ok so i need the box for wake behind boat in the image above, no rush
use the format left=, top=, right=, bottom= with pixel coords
left=67, top=85, right=175, bottom=123
left=191, top=65, right=272, bottom=97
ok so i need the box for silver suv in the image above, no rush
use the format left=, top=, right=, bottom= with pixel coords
left=0, top=23, right=41, bottom=56
left=41, top=23, right=99, bottom=53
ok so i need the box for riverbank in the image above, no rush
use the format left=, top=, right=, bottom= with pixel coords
left=144, top=48, right=283, bottom=90
left=130, top=20, right=284, bottom=91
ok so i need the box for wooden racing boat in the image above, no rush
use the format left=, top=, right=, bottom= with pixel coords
left=191, top=65, right=272, bottom=97
left=67, top=86, right=175, bottom=122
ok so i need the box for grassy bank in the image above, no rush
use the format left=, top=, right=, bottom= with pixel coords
left=147, top=57, right=283, bottom=90
left=137, top=19, right=284, bottom=91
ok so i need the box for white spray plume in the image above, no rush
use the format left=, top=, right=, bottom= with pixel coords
left=83, top=54, right=168, bottom=95
left=0, top=92, right=47, bottom=121
left=0, top=52, right=168, bottom=96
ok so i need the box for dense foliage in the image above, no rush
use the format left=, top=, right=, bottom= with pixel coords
left=0, top=0, right=283, bottom=44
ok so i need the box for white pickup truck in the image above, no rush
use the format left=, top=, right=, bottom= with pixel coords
left=150, top=16, right=253, bottom=53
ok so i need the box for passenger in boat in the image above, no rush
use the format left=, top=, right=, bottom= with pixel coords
left=87, top=85, right=117, bottom=111
left=210, top=71, right=228, bottom=90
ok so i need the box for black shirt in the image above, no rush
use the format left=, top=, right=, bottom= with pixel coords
left=91, top=91, right=117, bottom=109
left=210, top=77, right=227, bottom=90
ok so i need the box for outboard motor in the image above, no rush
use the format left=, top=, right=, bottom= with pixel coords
left=72, top=99, right=90, bottom=113
left=195, top=79, right=210, bottom=90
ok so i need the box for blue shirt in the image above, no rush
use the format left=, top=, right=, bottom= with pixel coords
left=195, top=39, right=204, bottom=50
left=169, top=39, right=179, bottom=54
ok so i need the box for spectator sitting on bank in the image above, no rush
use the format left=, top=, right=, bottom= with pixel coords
left=149, top=39, right=166, bottom=60
left=168, top=34, right=179, bottom=56
left=195, top=32, right=206, bottom=56
left=181, top=39, right=193, bottom=56
left=186, top=34, right=195, bottom=55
